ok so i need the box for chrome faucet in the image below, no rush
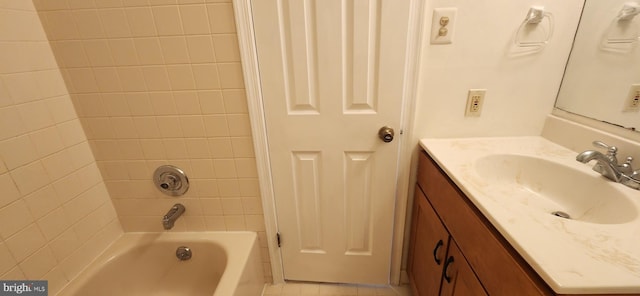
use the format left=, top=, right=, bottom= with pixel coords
left=576, top=141, right=640, bottom=190
left=576, top=149, right=622, bottom=182
left=162, top=203, right=185, bottom=230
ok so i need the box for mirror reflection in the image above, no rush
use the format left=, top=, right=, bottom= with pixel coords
left=556, top=0, right=640, bottom=131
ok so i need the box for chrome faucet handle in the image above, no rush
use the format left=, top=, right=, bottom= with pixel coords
left=624, top=157, right=640, bottom=176
left=592, top=141, right=618, bottom=163
left=618, top=156, right=634, bottom=176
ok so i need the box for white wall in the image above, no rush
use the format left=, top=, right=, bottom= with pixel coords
left=412, top=0, right=585, bottom=139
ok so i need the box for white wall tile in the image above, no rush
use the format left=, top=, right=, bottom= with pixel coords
left=0, top=200, right=35, bottom=239
left=18, top=246, right=57, bottom=279
left=41, top=150, right=76, bottom=181
left=43, top=267, right=68, bottom=295
left=192, top=63, right=220, bottom=89
left=31, top=0, right=264, bottom=277
left=10, top=161, right=51, bottom=195
left=142, top=66, right=171, bottom=91
left=184, top=138, right=210, bottom=158
left=72, top=10, right=105, bottom=39
left=5, top=224, right=47, bottom=262
left=0, top=242, right=17, bottom=275
left=0, top=173, right=21, bottom=208
left=167, top=64, right=196, bottom=90
left=179, top=4, right=210, bottom=35
left=174, top=91, right=201, bottom=114
left=221, top=90, right=247, bottom=113
left=117, top=67, right=148, bottom=92
left=0, top=107, right=27, bottom=140
left=159, top=36, right=191, bottom=64
left=83, top=40, right=116, bottom=67
left=152, top=5, right=183, bottom=36
left=99, top=8, right=132, bottom=38
left=125, top=7, right=157, bottom=37
left=0, top=135, right=39, bottom=170
left=93, top=67, right=123, bottom=92
left=37, top=208, right=71, bottom=241
left=109, top=38, right=140, bottom=66
left=134, top=38, right=165, bottom=65
left=186, top=35, right=216, bottom=63
left=23, top=186, right=59, bottom=220
left=199, top=90, right=225, bottom=114
left=217, top=62, right=245, bottom=89
left=180, top=116, right=206, bottom=137
left=19, top=100, right=55, bottom=131
left=212, top=34, right=240, bottom=62
left=206, top=3, right=236, bottom=33
left=203, top=115, right=229, bottom=137
left=95, top=0, right=124, bottom=9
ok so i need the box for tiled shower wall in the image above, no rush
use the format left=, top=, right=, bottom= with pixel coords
left=0, top=1, right=122, bottom=294
left=31, top=0, right=271, bottom=281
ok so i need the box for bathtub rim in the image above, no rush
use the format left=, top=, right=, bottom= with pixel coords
left=56, top=231, right=261, bottom=296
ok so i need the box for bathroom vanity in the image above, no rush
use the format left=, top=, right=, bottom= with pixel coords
left=408, top=137, right=640, bottom=296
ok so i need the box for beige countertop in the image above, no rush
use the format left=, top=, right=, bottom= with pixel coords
left=420, top=136, right=640, bottom=294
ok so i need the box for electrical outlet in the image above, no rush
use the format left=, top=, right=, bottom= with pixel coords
left=624, top=84, right=640, bottom=111
left=430, top=8, right=457, bottom=44
left=465, top=89, right=486, bottom=117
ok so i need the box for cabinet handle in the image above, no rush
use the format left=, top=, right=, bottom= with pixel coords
left=443, top=256, right=454, bottom=283
left=432, top=240, right=444, bottom=265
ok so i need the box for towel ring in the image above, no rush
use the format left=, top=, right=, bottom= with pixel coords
left=515, top=6, right=554, bottom=49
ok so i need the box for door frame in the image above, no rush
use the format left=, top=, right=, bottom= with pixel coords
left=232, top=0, right=424, bottom=284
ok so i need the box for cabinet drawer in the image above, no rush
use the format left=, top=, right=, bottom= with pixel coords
left=417, top=151, right=553, bottom=296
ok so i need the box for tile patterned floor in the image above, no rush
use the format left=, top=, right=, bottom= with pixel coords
left=262, top=282, right=412, bottom=296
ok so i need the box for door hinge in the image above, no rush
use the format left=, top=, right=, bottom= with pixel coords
left=277, top=232, right=281, bottom=247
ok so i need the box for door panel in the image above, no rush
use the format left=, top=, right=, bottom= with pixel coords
left=291, top=151, right=323, bottom=253
left=252, top=0, right=412, bottom=284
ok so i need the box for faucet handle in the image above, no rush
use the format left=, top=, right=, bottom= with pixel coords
left=592, top=140, right=618, bottom=164
left=618, top=156, right=635, bottom=176
left=592, top=140, right=618, bottom=155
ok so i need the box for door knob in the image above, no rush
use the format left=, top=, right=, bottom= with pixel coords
left=378, top=126, right=395, bottom=143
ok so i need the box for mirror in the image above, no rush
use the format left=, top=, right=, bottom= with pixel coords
left=555, top=0, right=640, bottom=132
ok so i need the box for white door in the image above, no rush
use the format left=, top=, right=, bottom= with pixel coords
left=252, top=0, right=412, bottom=284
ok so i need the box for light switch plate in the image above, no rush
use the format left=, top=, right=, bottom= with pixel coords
left=430, top=7, right=457, bottom=44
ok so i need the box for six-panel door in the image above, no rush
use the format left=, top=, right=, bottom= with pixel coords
left=252, top=0, right=414, bottom=284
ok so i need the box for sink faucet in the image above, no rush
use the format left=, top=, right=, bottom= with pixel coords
left=576, top=149, right=622, bottom=182
left=576, top=141, right=639, bottom=190
left=162, top=203, right=185, bottom=230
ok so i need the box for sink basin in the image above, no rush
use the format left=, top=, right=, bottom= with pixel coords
left=474, top=154, right=638, bottom=225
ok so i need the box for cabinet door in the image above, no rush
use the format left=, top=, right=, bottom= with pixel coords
left=440, top=240, right=487, bottom=296
left=408, top=187, right=450, bottom=296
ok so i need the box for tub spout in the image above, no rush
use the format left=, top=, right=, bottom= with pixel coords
left=162, top=203, right=185, bottom=230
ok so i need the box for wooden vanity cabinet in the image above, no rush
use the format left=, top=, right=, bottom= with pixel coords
left=408, top=186, right=450, bottom=295
left=440, top=240, right=487, bottom=296
left=408, top=186, right=486, bottom=296
left=409, top=150, right=554, bottom=296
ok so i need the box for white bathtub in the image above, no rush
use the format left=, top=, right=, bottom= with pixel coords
left=58, top=232, right=265, bottom=296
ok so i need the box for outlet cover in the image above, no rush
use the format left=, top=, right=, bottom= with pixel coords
left=465, top=89, right=486, bottom=117
left=623, top=84, right=640, bottom=112
left=431, top=8, right=457, bottom=44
